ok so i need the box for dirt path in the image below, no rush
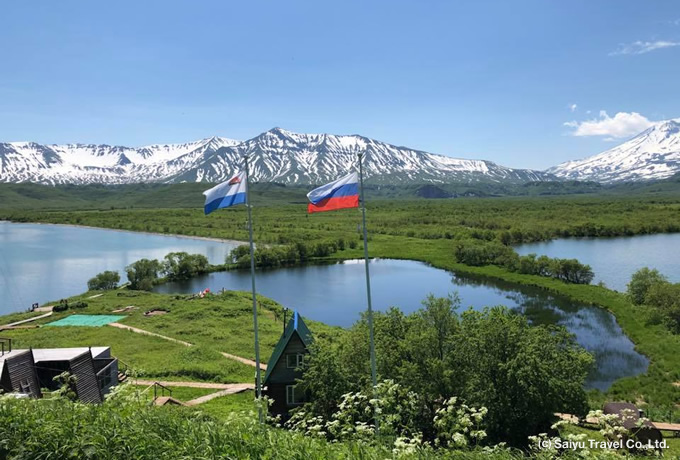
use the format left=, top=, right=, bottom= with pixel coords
left=0, top=310, right=53, bottom=329
left=132, top=379, right=253, bottom=390
left=220, top=352, right=267, bottom=370
left=109, top=322, right=267, bottom=369
left=108, top=322, right=193, bottom=347
left=185, top=385, right=254, bottom=406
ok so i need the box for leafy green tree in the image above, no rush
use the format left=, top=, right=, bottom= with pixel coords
left=627, top=267, right=668, bottom=305
left=298, top=295, right=592, bottom=447
left=227, top=245, right=250, bottom=264
left=86, top=270, right=120, bottom=290
left=125, top=259, right=162, bottom=291
left=162, top=252, right=209, bottom=281
left=297, top=339, right=352, bottom=420
left=449, top=307, right=592, bottom=446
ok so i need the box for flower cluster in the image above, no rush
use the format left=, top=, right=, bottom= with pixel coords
left=433, top=397, right=488, bottom=448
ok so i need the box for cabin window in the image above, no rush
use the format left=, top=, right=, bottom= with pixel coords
left=286, top=385, right=305, bottom=405
left=286, top=353, right=305, bottom=369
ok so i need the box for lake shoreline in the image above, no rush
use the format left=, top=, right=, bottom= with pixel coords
left=1, top=220, right=248, bottom=246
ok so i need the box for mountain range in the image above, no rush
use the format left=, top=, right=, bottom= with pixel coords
left=1, top=122, right=679, bottom=185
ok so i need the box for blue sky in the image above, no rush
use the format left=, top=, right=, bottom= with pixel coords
left=0, top=1, right=678, bottom=169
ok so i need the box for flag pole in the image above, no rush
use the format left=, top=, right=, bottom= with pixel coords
left=358, top=151, right=379, bottom=434
left=245, top=154, right=263, bottom=423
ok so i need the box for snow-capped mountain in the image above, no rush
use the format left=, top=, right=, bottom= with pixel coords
left=0, top=128, right=552, bottom=185
left=0, top=137, right=240, bottom=185
left=549, top=120, right=680, bottom=183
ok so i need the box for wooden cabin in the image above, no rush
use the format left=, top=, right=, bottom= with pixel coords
left=0, top=341, right=118, bottom=403
left=263, top=311, right=313, bottom=418
left=33, top=347, right=119, bottom=403
left=0, top=348, right=42, bottom=399
left=603, top=402, right=663, bottom=446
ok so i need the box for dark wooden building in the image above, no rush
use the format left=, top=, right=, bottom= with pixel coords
left=603, top=402, right=663, bottom=446
left=263, top=311, right=313, bottom=417
left=0, top=348, right=42, bottom=399
left=0, top=342, right=118, bottom=403
left=33, top=347, right=119, bottom=403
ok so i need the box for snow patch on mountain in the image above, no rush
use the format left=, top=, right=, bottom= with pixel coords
left=549, top=120, right=680, bottom=183
left=0, top=128, right=551, bottom=185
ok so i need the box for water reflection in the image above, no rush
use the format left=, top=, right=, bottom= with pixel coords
left=156, top=258, right=649, bottom=390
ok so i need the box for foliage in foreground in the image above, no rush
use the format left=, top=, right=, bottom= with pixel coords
left=0, top=388, right=634, bottom=460
left=298, top=296, right=594, bottom=447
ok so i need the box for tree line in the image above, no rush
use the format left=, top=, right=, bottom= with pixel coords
left=228, top=238, right=356, bottom=269
left=86, top=252, right=211, bottom=292
left=453, top=240, right=594, bottom=284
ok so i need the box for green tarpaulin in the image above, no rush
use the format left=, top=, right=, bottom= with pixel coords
left=46, top=314, right=125, bottom=327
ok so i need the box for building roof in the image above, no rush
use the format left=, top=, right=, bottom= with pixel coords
left=263, top=311, right=313, bottom=384
left=29, top=347, right=110, bottom=362
left=0, top=350, right=32, bottom=376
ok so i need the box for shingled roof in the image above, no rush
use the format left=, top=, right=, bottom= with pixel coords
left=263, top=311, right=313, bottom=384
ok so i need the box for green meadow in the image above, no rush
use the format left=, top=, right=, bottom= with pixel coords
left=2, top=184, right=680, bottom=457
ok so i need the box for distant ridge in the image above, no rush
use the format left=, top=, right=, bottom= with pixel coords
left=4, top=122, right=679, bottom=186
left=0, top=128, right=552, bottom=185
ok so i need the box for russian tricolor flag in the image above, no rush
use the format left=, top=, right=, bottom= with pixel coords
left=307, top=172, right=360, bottom=213
left=203, top=171, right=247, bottom=215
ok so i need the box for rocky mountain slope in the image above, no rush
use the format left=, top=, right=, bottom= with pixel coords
left=549, top=120, right=680, bottom=183
left=0, top=128, right=552, bottom=185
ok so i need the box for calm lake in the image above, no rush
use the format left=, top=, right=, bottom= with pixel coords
left=515, top=233, right=680, bottom=292
left=0, top=221, right=238, bottom=314
left=1, top=222, right=653, bottom=390
left=156, top=258, right=648, bottom=390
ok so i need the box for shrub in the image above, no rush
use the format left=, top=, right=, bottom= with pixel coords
left=644, top=281, right=680, bottom=333
left=627, top=267, right=668, bottom=305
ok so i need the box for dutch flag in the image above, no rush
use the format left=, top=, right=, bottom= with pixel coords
left=307, top=172, right=360, bottom=214
left=203, top=171, right=247, bottom=215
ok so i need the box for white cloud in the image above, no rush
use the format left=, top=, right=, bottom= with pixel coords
left=564, top=111, right=656, bottom=138
left=568, top=103, right=578, bottom=112
left=610, top=40, right=680, bottom=56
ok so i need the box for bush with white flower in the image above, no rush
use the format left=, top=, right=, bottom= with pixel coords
left=433, top=397, right=488, bottom=448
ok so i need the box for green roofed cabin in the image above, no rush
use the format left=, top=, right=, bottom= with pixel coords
left=263, top=311, right=313, bottom=418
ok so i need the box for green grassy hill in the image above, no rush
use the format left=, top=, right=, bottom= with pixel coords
left=2, top=289, right=339, bottom=384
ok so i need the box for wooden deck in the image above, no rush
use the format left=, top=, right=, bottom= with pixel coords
left=555, top=413, right=680, bottom=433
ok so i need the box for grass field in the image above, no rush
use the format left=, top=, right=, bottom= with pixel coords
left=2, top=289, right=340, bottom=384
left=2, top=187, right=680, bottom=456
left=5, top=194, right=680, bottom=412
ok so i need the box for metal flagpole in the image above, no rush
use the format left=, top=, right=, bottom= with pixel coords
left=244, top=154, right=263, bottom=423
left=358, top=151, right=379, bottom=433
